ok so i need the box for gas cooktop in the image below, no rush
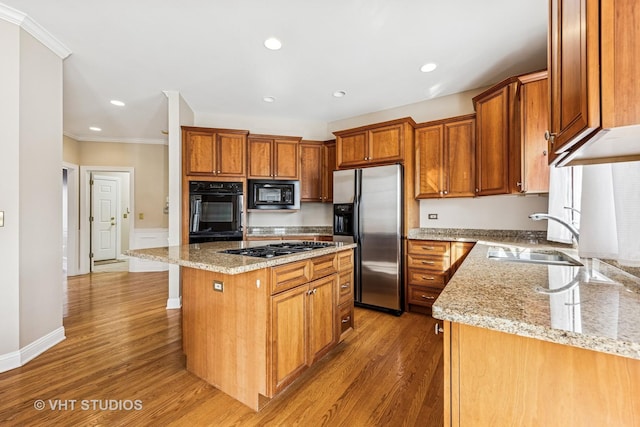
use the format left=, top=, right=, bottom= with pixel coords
left=220, top=241, right=334, bottom=258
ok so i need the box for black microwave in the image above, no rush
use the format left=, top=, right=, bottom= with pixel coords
left=248, top=180, right=300, bottom=210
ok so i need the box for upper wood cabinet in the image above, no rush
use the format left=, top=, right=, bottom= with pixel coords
left=415, top=114, right=476, bottom=199
left=248, top=134, right=301, bottom=180
left=333, top=118, right=416, bottom=168
left=300, top=140, right=336, bottom=203
left=182, top=127, right=248, bottom=177
left=300, top=141, right=323, bottom=202
left=547, top=0, right=640, bottom=165
left=473, top=70, right=550, bottom=195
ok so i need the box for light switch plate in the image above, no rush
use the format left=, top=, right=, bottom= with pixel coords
left=0, top=211, right=3, bottom=227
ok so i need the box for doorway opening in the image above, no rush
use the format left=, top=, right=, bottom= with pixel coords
left=79, top=166, right=135, bottom=274
left=62, top=162, right=79, bottom=277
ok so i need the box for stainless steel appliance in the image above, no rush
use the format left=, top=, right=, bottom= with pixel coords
left=333, top=164, right=403, bottom=315
left=248, top=179, right=300, bottom=210
left=189, top=181, right=243, bottom=243
left=221, top=241, right=333, bottom=258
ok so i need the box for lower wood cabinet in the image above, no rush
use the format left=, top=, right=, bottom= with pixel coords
left=406, top=239, right=474, bottom=314
left=271, top=274, right=336, bottom=394
left=337, top=249, right=354, bottom=341
left=444, top=321, right=640, bottom=426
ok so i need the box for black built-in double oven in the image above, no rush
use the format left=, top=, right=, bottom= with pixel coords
left=189, top=181, right=243, bottom=243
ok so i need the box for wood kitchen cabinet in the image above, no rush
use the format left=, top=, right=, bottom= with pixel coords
left=415, top=114, right=476, bottom=199
left=248, top=134, right=301, bottom=180
left=270, top=255, right=337, bottom=394
left=182, top=126, right=248, bottom=177
left=406, top=240, right=474, bottom=314
left=547, top=0, right=640, bottom=165
left=334, top=118, right=416, bottom=168
left=336, top=249, right=354, bottom=341
left=444, top=321, right=640, bottom=426
left=300, top=140, right=336, bottom=203
left=473, top=70, right=550, bottom=195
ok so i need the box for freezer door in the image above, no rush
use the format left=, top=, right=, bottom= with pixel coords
left=359, top=164, right=402, bottom=311
left=333, top=169, right=356, bottom=204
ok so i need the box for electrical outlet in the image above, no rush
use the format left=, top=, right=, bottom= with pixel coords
left=428, top=213, right=438, bottom=220
left=213, top=280, right=224, bottom=292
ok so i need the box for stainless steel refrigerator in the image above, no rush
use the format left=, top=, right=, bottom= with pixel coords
left=333, top=164, right=403, bottom=315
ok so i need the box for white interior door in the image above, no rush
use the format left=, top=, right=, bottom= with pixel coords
left=92, top=176, right=118, bottom=261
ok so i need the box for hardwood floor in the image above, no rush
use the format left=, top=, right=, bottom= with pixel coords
left=0, top=271, right=444, bottom=426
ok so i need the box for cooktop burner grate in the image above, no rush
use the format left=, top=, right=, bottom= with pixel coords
left=220, top=241, right=333, bottom=258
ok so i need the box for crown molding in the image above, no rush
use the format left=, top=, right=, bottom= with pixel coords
left=0, top=3, right=71, bottom=59
left=64, top=131, right=168, bottom=145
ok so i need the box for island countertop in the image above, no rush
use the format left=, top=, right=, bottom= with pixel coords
left=126, top=240, right=357, bottom=275
left=424, top=232, right=640, bottom=360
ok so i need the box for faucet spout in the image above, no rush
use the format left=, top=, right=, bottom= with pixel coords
left=529, top=213, right=580, bottom=243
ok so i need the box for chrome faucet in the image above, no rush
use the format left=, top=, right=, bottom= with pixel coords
left=529, top=213, right=580, bottom=243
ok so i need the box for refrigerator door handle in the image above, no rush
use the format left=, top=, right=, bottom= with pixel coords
left=355, top=169, right=363, bottom=243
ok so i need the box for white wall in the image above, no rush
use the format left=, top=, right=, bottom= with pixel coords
left=248, top=203, right=332, bottom=227
left=18, top=27, right=64, bottom=349
left=420, top=195, right=548, bottom=230
left=0, top=19, right=21, bottom=358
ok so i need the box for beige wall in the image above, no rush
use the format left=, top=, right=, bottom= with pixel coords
left=63, top=139, right=169, bottom=228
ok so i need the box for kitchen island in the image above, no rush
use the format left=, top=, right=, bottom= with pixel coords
left=419, top=229, right=640, bottom=426
left=127, top=240, right=356, bottom=411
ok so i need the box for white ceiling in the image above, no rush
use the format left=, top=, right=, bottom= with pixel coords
left=4, top=0, right=548, bottom=143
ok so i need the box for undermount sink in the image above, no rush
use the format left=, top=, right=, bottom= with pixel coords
left=487, top=246, right=583, bottom=267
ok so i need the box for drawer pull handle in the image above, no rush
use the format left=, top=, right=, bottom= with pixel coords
left=421, top=261, right=435, bottom=265
left=342, top=316, right=351, bottom=323
left=422, top=246, right=436, bottom=250
left=341, top=283, right=350, bottom=289
left=421, top=295, right=436, bottom=300
left=421, top=276, right=435, bottom=280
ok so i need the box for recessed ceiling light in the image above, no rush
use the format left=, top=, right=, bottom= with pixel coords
left=110, top=99, right=125, bottom=107
left=89, top=126, right=102, bottom=132
left=263, top=96, right=276, bottom=103
left=264, top=37, right=282, bottom=50
left=333, top=90, right=347, bottom=98
left=420, top=62, right=437, bottom=73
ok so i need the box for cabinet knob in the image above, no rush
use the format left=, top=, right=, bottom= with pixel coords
left=544, top=131, right=556, bottom=145
left=443, top=190, right=448, bottom=195
left=434, top=323, right=444, bottom=335
left=475, top=188, right=479, bottom=193
left=342, top=316, right=351, bottom=323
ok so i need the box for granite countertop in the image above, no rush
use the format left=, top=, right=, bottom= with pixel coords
left=414, top=229, right=640, bottom=360
left=125, top=240, right=356, bottom=275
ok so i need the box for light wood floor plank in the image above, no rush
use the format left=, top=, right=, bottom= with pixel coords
left=0, top=271, right=444, bottom=426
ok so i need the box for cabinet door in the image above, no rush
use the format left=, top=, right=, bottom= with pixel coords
left=248, top=138, right=274, bottom=178
left=216, top=133, right=246, bottom=177
left=548, top=0, right=600, bottom=160
left=368, top=124, right=403, bottom=164
left=475, top=86, right=510, bottom=195
left=308, top=276, right=336, bottom=364
left=322, top=142, right=336, bottom=202
left=337, top=132, right=367, bottom=168
left=519, top=79, right=550, bottom=193
left=271, top=285, right=308, bottom=393
left=274, top=139, right=299, bottom=179
left=185, top=130, right=215, bottom=175
left=415, top=124, right=444, bottom=198
left=300, top=143, right=323, bottom=201
left=444, top=119, right=476, bottom=198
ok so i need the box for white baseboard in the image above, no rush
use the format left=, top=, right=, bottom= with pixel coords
left=0, top=327, right=66, bottom=373
left=166, top=297, right=182, bottom=310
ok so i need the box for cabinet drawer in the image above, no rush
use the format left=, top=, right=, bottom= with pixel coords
left=337, top=250, right=354, bottom=272
left=271, top=260, right=310, bottom=294
left=338, top=302, right=354, bottom=340
left=310, top=254, right=337, bottom=280
left=407, top=254, right=450, bottom=272
left=338, top=270, right=354, bottom=305
left=407, top=285, right=442, bottom=308
left=408, top=240, right=450, bottom=256
left=407, top=269, right=446, bottom=287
